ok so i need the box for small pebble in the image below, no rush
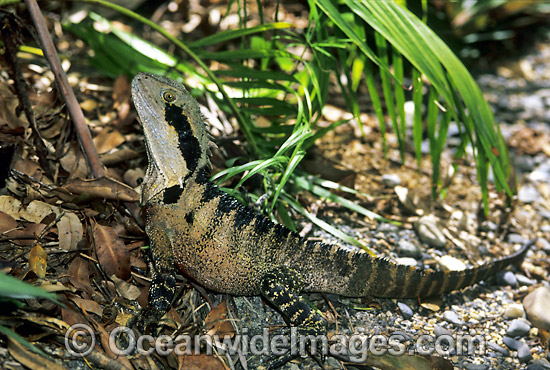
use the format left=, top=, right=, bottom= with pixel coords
left=480, top=221, right=498, bottom=232
left=488, top=342, right=509, bottom=356
left=515, top=155, right=536, bottom=172
left=522, top=95, right=545, bottom=112
left=533, top=359, right=550, bottom=369
left=507, top=233, right=525, bottom=244
left=464, top=364, right=488, bottom=370
left=504, top=303, right=525, bottom=319
left=516, top=274, right=536, bottom=286
left=524, top=286, right=550, bottom=331
left=518, top=184, right=540, bottom=203
left=536, top=238, right=550, bottom=252
left=397, top=302, right=413, bottom=320
left=502, top=336, right=522, bottom=351
left=382, top=173, right=401, bottom=186
left=498, top=271, right=518, bottom=287
left=443, top=310, right=463, bottom=327
left=398, top=239, right=422, bottom=258
left=527, top=364, right=547, bottom=370
left=540, top=210, right=550, bottom=220
left=518, top=343, right=534, bottom=363
left=434, top=325, right=452, bottom=337
left=506, top=318, right=531, bottom=337
left=416, top=215, right=446, bottom=248
left=438, top=255, right=466, bottom=271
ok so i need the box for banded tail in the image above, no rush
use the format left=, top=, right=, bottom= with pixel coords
left=363, top=239, right=534, bottom=298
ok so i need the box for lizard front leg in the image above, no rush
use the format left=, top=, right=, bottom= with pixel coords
left=129, top=231, right=177, bottom=332
left=260, top=266, right=327, bottom=367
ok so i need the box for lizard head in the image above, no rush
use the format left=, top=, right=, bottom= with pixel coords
left=132, top=73, right=211, bottom=204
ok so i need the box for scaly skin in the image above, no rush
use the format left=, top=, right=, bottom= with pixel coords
left=130, top=72, right=532, bottom=350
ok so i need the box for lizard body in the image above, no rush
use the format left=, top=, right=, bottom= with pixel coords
left=131, top=72, right=531, bottom=348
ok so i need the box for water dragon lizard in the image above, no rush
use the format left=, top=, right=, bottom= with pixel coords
left=130, top=72, right=532, bottom=362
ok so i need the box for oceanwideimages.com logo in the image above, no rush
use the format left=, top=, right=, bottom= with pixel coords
left=64, top=323, right=486, bottom=362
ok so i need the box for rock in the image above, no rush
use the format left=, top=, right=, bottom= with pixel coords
left=504, top=303, right=525, bottom=319
left=480, top=221, right=498, bottom=232
left=416, top=215, right=446, bottom=248
left=439, top=255, right=466, bottom=271
left=515, top=155, right=536, bottom=172
left=397, top=302, right=413, bottom=320
left=532, top=358, right=550, bottom=369
left=522, top=95, right=544, bottom=112
left=508, top=233, right=525, bottom=244
left=502, top=336, right=522, bottom=351
left=523, top=286, right=550, bottom=331
left=516, top=274, right=536, bottom=286
left=398, top=239, right=422, bottom=258
left=434, top=325, right=452, bottom=337
left=530, top=161, right=550, bottom=182
left=536, top=238, right=550, bottom=252
left=506, top=318, right=531, bottom=337
left=518, top=184, right=540, bottom=203
left=464, top=364, right=488, bottom=370
left=488, top=342, right=509, bottom=356
left=527, top=364, right=547, bottom=370
left=382, top=173, right=401, bottom=186
left=498, top=271, right=518, bottom=287
left=518, top=343, right=534, bottom=363
left=395, top=257, right=418, bottom=266
left=443, top=310, right=463, bottom=327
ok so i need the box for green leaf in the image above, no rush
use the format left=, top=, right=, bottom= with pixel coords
left=189, top=22, right=293, bottom=48
left=0, top=273, right=58, bottom=303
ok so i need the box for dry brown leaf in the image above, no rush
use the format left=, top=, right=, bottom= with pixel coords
left=204, top=301, right=234, bottom=338
left=20, top=316, right=70, bottom=332
left=64, top=177, right=139, bottom=202
left=69, top=296, right=103, bottom=316
left=113, top=75, right=131, bottom=121
left=12, top=158, right=44, bottom=181
left=36, top=280, right=72, bottom=293
left=0, top=83, right=28, bottom=130
left=0, top=195, right=22, bottom=220
left=28, top=244, right=47, bottom=278
left=10, top=223, right=47, bottom=246
left=0, top=211, right=18, bottom=233
left=178, top=354, right=226, bottom=370
left=93, top=129, right=126, bottom=154
left=58, top=212, right=83, bottom=250
left=68, top=257, right=94, bottom=297
left=419, top=296, right=443, bottom=312
left=60, top=143, right=89, bottom=179
left=110, top=275, right=141, bottom=300
left=61, top=307, right=87, bottom=327
left=100, top=148, right=140, bottom=166
left=7, top=337, right=66, bottom=370
left=90, top=318, right=133, bottom=369
left=19, top=200, right=60, bottom=223
left=93, top=222, right=130, bottom=280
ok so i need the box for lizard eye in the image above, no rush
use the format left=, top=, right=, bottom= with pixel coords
left=162, top=90, right=176, bottom=103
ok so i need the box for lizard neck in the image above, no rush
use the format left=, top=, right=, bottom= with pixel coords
left=132, top=73, right=211, bottom=205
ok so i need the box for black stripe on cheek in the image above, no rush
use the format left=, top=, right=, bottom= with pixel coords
left=164, top=103, right=201, bottom=172
left=163, top=184, right=184, bottom=204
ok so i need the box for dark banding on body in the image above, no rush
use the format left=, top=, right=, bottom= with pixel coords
left=164, top=103, right=201, bottom=173
left=163, top=184, right=184, bottom=204
left=184, top=211, right=194, bottom=226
